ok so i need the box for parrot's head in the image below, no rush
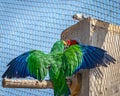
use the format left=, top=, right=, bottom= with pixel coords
left=65, top=39, right=79, bottom=46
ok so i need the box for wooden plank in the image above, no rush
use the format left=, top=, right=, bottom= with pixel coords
left=2, top=78, right=53, bottom=89
left=2, top=78, right=72, bottom=89
left=90, top=18, right=120, bottom=33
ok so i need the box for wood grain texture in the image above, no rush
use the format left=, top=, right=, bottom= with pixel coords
left=2, top=78, right=53, bottom=89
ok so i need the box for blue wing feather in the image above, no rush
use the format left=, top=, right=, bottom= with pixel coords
left=74, top=44, right=116, bottom=73
left=2, top=51, right=31, bottom=78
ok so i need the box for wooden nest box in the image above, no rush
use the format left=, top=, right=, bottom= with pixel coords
left=61, top=18, right=120, bottom=96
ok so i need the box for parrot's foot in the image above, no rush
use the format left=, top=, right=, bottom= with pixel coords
left=66, top=77, right=72, bottom=87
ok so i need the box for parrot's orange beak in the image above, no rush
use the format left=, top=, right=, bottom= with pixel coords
left=63, top=40, right=67, bottom=46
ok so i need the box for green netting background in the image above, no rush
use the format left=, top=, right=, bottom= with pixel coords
left=0, top=0, right=120, bottom=96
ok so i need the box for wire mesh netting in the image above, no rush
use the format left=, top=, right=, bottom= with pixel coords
left=0, top=0, right=120, bottom=96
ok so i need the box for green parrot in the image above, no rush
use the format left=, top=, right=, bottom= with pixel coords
left=2, top=39, right=116, bottom=96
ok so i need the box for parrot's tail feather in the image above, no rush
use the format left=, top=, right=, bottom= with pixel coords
left=2, top=51, right=30, bottom=78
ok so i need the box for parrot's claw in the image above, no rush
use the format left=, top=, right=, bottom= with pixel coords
left=66, top=77, right=73, bottom=87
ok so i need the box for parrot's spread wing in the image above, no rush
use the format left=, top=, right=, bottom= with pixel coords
left=63, top=44, right=116, bottom=76
left=2, top=50, right=50, bottom=80
left=2, top=40, right=70, bottom=96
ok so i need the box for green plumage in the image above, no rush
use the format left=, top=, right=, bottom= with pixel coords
left=49, top=53, right=70, bottom=96
left=49, top=41, right=70, bottom=96
left=49, top=43, right=83, bottom=96
left=26, top=40, right=70, bottom=96
left=63, top=45, right=83, bottom=76
left=2, top=40, right=116, bottom=96
left=27, top=50, right=49, bottom=80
